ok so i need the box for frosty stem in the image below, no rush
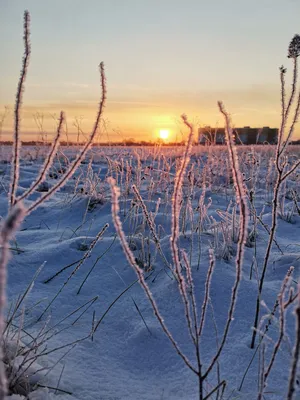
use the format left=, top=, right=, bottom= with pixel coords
left=251, top=55, right=300, bottom=348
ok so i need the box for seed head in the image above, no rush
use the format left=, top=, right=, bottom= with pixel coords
left=279, top=65, right=287, bottom=74
left=288, top=34, right=300, bottom=58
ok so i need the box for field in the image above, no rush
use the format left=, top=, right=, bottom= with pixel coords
left=1, top=143, right=300, bottom=400
left=1, top=8, right=300, bottom=400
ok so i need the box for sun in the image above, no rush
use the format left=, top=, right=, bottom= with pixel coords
left=159, top=129, right=170, bottom=140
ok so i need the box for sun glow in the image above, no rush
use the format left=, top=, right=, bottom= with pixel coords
left=159, top=129, right=170, bottom=140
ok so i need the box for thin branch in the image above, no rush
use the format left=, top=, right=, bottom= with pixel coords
left=26, top=62, right=106, bottom=215
left=17, top=111, right=64, bottom=202
left=10, top=11, right=31, bottom=208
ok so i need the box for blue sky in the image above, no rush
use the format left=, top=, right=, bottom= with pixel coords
left=1, top=0, right=300, bottom=141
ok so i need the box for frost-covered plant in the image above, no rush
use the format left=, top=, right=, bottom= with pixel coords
left=288, top=34, right=300, bottom=59
left=251, top=35, right=300, bottom=348
left=208, top=216, right=234, bottom=261
left=0, top=10, right=106, bottom=397
left=4, top=271, right=97, bottom=397
left=108, top=109, right=248, bottom=400
left=257, top=267, right=294, bottom=399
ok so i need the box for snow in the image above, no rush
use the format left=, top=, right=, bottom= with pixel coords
left=1, top=145, right=300, bottom=399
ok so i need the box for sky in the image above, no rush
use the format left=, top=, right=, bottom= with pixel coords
left=1, top=0, right=300, bottom=142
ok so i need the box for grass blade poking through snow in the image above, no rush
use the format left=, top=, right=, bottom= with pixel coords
left=38, top=223, right=109, bottom=321
left=131, top=184, right=171, bottom=272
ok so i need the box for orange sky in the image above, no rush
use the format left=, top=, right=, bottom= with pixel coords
left=1, top=1, right=300, bottom=142
left=1, top=84, right=295, bottom=142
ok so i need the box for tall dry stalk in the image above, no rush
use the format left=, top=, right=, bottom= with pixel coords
left=108, top=176, right=197, bottom=375
left=251, top=34, right=300, bottom=348
left=0, top=10, right=106, bottom=396
left=258, top=267, right=294, bottom=399
left=201, top=102, right=249, bottom=381
left=10, top=11, right=31, bottom=209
